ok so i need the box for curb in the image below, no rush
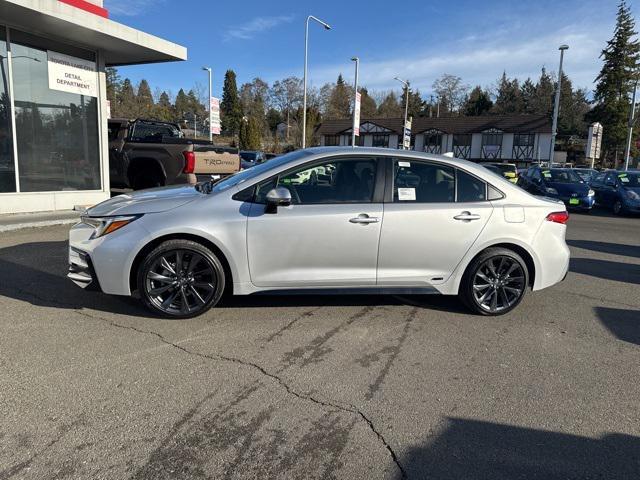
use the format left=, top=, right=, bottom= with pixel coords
left=0, top=217, right=79, bottom=233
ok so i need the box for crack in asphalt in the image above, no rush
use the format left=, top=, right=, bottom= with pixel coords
left=4, top=286, right=407, bottom=479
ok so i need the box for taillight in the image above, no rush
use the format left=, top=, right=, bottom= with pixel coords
left=546, top=211, right=569, bottom=224
left=183, top=151, right=195, bottom=174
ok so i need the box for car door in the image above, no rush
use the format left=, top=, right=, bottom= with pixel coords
left=377, top=158, right=493, bottom=286
left=601, top=172, right=619, bottom=206
left=246, top=156, right=384, bottom=287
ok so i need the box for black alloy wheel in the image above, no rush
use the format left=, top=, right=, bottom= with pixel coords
left=460, top=248, right=529, bottom=316
left=138, top=240, right=225, bottom=318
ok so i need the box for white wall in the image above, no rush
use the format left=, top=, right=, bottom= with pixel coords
left=501, top=133, right=514, bottom=160
left=470, top=133, right=482, bottom=158
left=536, top=133, right=552, bottom=161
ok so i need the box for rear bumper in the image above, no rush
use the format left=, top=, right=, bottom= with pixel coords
left=68, top=246, right=102, bottom=292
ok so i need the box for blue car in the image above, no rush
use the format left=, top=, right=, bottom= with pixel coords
left=517, top=166, right=595, bottom=211
left=591, top=170, right=640, bottom=215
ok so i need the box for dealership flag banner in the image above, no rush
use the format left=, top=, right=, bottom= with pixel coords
left=47, top=51, right=98, bottom=97
left=353, top=92, right=361, bottom=136
left=210, top=97, right=221, bottom=135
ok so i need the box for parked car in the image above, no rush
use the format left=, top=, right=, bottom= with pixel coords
left=68, top=147, right=570, bottom=318
left=590, top=170, right=640, bottom=215
left=484, top=162, right=518, bottom=183
left=573, top=168, right=598, bottom=184
left=517, top=166, right=594, bottom=211
left=108, top=119, right=240, bottom=190
left=482, top=164, right=505, bottom=177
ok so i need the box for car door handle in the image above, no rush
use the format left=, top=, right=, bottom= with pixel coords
left=453, top=211, right=481, bottom=221
left=349, top=214, right=379, bottom=224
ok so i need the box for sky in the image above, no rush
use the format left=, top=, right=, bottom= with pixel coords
left=105, top=0, right=635, bottom=101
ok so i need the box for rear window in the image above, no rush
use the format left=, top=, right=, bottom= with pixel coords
left=129, top=121, right=181, bottom=142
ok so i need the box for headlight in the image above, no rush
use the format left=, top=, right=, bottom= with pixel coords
left=545, top=187, right=558, bottom=195
left=81, top=215, right=141, bottom=239
left=588, top=189, right=595, bottom=196
left=625, top=189, right=640, bottom=200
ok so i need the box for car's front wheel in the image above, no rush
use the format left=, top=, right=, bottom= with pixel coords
left=460, top=248, right=529, bottom=316
left=613, top=200, right=624, bottom=215
left=137, top=239, right=225, bottom=318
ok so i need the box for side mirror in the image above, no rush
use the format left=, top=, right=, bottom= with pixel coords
left=265, top=187, right=292, bottom=213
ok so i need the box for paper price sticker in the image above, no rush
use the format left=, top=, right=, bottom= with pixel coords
left=398, top=161, right=411, bottom=167
left=398, top=188, right=416, bottom=201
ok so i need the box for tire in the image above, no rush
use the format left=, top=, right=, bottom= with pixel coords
left=459, top=247, right=529, bottom=316
left=613, top=200, right=624, bottom=215
left=137, top=239, right=225, bottom=319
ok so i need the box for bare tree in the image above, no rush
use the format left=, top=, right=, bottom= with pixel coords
left=432, top=74, right=469, bottom=115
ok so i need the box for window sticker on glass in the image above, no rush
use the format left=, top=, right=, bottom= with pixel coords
left=542, top=170, right=551, bottom=178
left=398, top=187, right=416, bottom=201
left=620, top=176, right=630, bottom=183
left=398, top=161, right=411, bottom=167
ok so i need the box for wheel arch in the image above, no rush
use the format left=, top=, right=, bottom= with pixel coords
left=129, top=233, right=233, bottom=294
left=456, top=241, right=537, bottom=294
left=127, top=156, right=167, bottom=187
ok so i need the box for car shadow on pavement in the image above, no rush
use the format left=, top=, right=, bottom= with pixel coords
left=0, top=240, right=149, bottom=317
left=396, top=417, right=640, bottom=480
left=570, top=258, right=640, bottom=284
left=567, top=239, right=640, bottom=259
left=0, top=240, right=471, bottom=316
left=595, top=306, right=640, bottom=346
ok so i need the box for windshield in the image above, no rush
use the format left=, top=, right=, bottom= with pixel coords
left=618, top=172, right=640, bottom=187
left=492, top=164, right=517, bottom=174
left=240, top=152, right=257, bottom=161
left=211, top=149, right=312, bottom=193
left=543, top=169, right=583, bottom=184
left=575, top=169, right=596, bottom=181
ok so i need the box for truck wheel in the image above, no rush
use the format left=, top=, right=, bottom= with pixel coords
left=132, top=170, right=163, bottom=190
left=137, top=239, right=225, bottom=319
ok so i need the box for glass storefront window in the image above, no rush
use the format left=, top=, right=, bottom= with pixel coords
left=0, top=27, right=15, bottom=192
left=10, top=30, right=100, bottom=192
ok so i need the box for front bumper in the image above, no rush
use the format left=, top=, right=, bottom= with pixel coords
left=68, top=246, right=102, bottom=291
left=561, top=195, right=594, bottom=210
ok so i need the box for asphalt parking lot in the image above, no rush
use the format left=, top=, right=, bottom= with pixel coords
left=1, top=210, right=639, bottom=479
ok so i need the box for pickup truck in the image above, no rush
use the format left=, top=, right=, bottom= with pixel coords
left=108, top=118, right=240, bottom=190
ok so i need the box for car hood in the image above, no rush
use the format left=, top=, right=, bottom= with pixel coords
left=87, top=185, right=201, bottom=216
left=547, top=181, right=589, bottom=196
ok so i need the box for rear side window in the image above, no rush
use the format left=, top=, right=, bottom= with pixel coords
left=393, top=160, right=454, bottom=202
left=457, top=169, right=486, bottom=202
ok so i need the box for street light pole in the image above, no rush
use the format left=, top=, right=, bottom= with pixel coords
left=550, top=44, right=569, bottom=164
left=624, top=78, right=638, bottom=171
left=351, top=56, right=359, bottom=147
left=302, top=15, right=331, bottom=149
left=202, top=67, right=212, bottom=143
left=395, top=77, right=410, bottom=150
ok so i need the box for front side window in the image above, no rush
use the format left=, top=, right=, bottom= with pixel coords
left=257, top=157, right=377, bottom=204
left=393, top=160, right=454, bottom=203
left=372, top=134, right=389, bottom=148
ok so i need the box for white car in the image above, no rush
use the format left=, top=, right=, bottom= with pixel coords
left=68, top=147, right=570, bottom=318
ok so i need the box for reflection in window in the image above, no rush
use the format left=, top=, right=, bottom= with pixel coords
left=11, top=33, right=100, bottom=192
left=0, top=27, right=15, bottom=192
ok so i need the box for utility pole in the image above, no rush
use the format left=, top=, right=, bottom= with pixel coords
left=351, top=56, right=359, bottom=147
left=394, top=77, right=410, bottom=150
left=550, top=44, right=569, bottom=163
left=429, top=95, right=434, bottom=117
left=302, top=15, right=331, bottom=149
left=624, top=78, right=638, bottom=171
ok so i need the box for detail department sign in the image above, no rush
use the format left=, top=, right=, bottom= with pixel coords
left=47, top=51, right=98, bottom=97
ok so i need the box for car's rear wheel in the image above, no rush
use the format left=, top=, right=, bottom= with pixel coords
left=137, top=240, right=225, bottom=318
left=460, top=248, right=529, bottom=316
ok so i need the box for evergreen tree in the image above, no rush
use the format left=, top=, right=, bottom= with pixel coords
left=400, top=87, right=424, bottom=118
left=492, top=72, right=524, bottom=114
left=520, top=78, right=537, bottom=114
left=589, top=0, right=640, bottom=158
left=377, top=91, right=402, bottom=117
left=136, top=79, right=154, bottom=117
left=239, top=117, right=262, bottom=150
left=529, top=68, right=554, bottom=115
left=221, top=70, right=242, bottom=136
left=118, top=78, right=137, bottom=118
left=174, top=89, right=190, bottom=119
left=326, top=74, right=352, bottom=119
left=463, top=86, right=493, bottom=115
left=153, top=91, right=174, bottom=121
left=358, top=87, right=377, bottom=117
left=105, top=67, right=121, bottom=115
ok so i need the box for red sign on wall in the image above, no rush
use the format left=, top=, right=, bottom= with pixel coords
left=58, top=0, right=109, bottom=18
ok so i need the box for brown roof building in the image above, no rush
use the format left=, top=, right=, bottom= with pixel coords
left=317, top=115, right=553, bottom=165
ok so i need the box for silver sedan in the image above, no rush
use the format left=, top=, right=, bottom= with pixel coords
left=69, top=147, right=570, bottom=318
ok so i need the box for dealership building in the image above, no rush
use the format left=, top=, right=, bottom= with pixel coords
left=317, top=114, right=553, bottom=165
left=0, top=0, right=186, bottom=214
